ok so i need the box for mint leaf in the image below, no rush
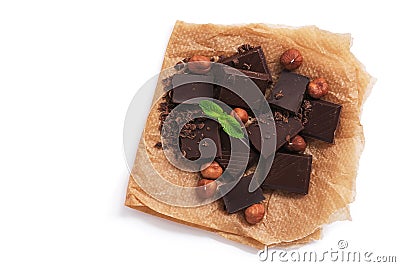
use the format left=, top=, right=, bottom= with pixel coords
left=218, top=114, right=245, bottom=138
left=199, top=100, right=224, bottom=119
left=199, top=100, right=244, bottom=138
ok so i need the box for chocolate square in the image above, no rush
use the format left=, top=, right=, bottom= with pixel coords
left=171, top=74, right=215, bottom=104
left=247, top=115, right=304, bottom=155
left=179, top=119, right=222, bottom=160
left=301, top=99, right=342, bottom=143
left=222, top=174, right=265, bottom=213
left=268, top=71, right=309, bottom=113
left=215, top=131, right=259, bottom=178
left=217, top=68, right=271, bottom=109
left=262, top=152, right=312, bottom=194
left=220, top=46, right=271, bottom=78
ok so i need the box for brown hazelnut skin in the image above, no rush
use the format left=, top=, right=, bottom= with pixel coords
left=230, top=108, right=249, bottom=123
left=187, top=55, right=212, bottom=74
left=244, top=203, right=265, bottom=225
left=280, top=49, right=303, bottom=70
left=200, top=161, right=223, bottom=180
left=196, top=179, right=217, bottom=199
left=285, top=135, right=307, bottom=152
left=307, top=78, right=329, bottom=99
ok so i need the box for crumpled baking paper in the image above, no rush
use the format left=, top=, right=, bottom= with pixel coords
left=125, top=21, right=373, bottom=249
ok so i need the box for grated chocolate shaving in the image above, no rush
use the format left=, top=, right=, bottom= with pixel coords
left=274, top=110, right=290, bottom=123
left=237, top=44, right=255, bottom=53
left=297, top=99, right=313, bottom=126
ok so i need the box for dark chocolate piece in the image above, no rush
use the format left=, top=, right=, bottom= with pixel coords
left=220, top=46, right=272, bottom=79
left=171, top=74, right=214, bottom=104
left=216, top=131, right=259, bottom=177
left=268, top=71, right=309, bottom=113
left=247, top=115, right=304, bottom=154
left=217, top=68, right=271, bottom=109
left=262, top=152, right=312, bottom=194
left=301, top=99, right=342, bottom=143
left=222, top=174, right=265, bottom=213
left=180, top=119, right=222, bottom=160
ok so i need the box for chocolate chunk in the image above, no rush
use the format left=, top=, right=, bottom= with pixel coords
left=180, top=119, right=222, bottom=160
left=220, top=46, right=272, bottom=79
left=247, top=115, right=304, bottom=155
left=262, top=152, right=312, bottom=194
left=171, top=74, right=215, bottom=104
left=301, top=99, right=342, bottom=143
left=268, top=71, right=309, bottom=113
left=216, top=131, right=259, bottom=177
left=217, top=68, right=271, bottom=109
left=222, top=174, right=265, bottom=213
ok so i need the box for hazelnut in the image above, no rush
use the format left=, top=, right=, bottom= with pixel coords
left=244, top=203, right=265, bottom=225
left=280, top=49, right=303, bottom=70
left=307, top=78, right=329, bottom=99
left=285, top=135, right=307, bottom=152
left=200, top=161, right=223, bottom=180
left=230, top=108, right=249, bottom=123
left=187, top=55, right=212, bottom=74
left=196, top=179, right=217, bottom=199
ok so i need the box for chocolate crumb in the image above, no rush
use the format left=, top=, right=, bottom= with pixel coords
left=189, top=132, right=196, bottom=139
left=242, top=63, right=251, bottom=70
left=274, top=90, right=284, bottom=100
left=154, top=142, right=162, bottom=149
left=210, top=56, right=220, bottom=62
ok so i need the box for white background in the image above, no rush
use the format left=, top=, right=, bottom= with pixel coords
left=1, top=0, right=399, bottom=266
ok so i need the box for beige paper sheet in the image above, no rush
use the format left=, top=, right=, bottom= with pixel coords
left=125, top=21, right=373, bottom=249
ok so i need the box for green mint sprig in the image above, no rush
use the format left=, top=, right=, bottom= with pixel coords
left=199, top=100, right=244, bottom=138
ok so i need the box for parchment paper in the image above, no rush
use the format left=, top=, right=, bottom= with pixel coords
left=125, top=21, right=373, bottom=249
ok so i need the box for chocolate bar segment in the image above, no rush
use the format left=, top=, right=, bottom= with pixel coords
left=268, top=71, right=309, bottom=113
left=247, top=115, right=304, bottom=154
left=216, top=131, right=259, bottom=177
left=301, top=99, right=342, bottom=143
left=222, top=174, right=265, bottom=213
left=180, top=119, right=222, bottom=160
left=262, top=152, right=312, bottom=194
left=217, top=68, right=271, bottom=109
left=220, top=46, right=272, bottom=79
left=171, top=74, right=215, bottom=104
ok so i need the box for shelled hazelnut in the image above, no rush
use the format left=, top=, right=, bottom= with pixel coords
left=187, top=55, right=212, bottom=74
left=196, top=179, right=217, bottom=199
left=307, top=77, right=329, bottom=99
left=200, top=161, right=223, bottom=180
left=280, top=49, right=303, bottom=70
left=285, top=135, right=307, bottom=152
left=230, top=108, right=249, bottom=123
left=244, top=203, right=265, bottom=225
